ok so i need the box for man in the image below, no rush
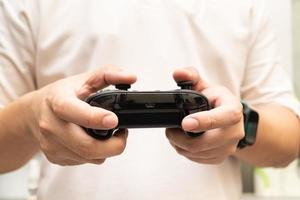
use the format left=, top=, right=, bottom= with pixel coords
left=0, top=0, right=300, bottom=199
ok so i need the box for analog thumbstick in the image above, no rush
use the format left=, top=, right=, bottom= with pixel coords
left=115, top=84, right=131, bottom=91
left=177, top=81, right=193, bottom=90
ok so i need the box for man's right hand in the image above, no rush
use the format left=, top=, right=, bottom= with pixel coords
left=28, top=67, right=137, bottom=166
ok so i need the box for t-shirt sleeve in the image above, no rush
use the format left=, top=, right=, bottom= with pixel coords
left=241, top=0, right=300, bottom=116
left=0, top=0, right=37, bottom=108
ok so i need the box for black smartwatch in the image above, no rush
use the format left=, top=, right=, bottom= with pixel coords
left=237, top=101, right=259, bottom=149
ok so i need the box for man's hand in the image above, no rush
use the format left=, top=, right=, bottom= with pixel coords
left=28, top=67, right=137, bottom=166
left=166, top=67, right=244, bottom=164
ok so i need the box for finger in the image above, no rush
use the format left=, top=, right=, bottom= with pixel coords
left=61, top=126, right=128, bottom=160
left=39, top=106, right=128, bottom=160
left=170, top=143, right=218, bottom=160
left=172, top=67, right=209, bottom=91
left=39, top=118, right=105, bottom=164
left=40, top=131, right=107, bottom=165
left=201, top=86, right=240, bottom=108
left=166, top=128, right=208, bottom=153
left=39, top=133, right=91, bottom=164
left=166, top=128, right=240, bottom=153
left=171, top=142, right=237, bottom=160
left=78, top=68, right=137, bottom=99
left=49, top=95, right=118, bottom=130
left=170, top=143, right=217, bottom=159
left=50, top=122, right=127, bottom=159
left=182, top=104, right=243, bottom=132
left=102, top=68, right=137, bottom=86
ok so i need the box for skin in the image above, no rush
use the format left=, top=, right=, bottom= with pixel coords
left=0, top=66, right=300, bottom=173
left=0, top=67, right=137, bottom=172
left=166, top=67, right=300, bottom=167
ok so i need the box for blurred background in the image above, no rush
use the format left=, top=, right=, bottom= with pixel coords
left=0, top=0, right=300, bottom=199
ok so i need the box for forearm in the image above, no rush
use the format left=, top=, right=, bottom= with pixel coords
left=234, top=105, right=300, bottom=168
left=0, top=93, right=39, bottom=173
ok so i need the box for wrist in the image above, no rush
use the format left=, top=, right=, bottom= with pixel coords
left=17, top=91, right=40, bottom=143
left=0, top=93, right=40, bottom=172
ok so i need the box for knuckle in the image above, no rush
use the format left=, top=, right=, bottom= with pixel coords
left=230, top=106, right=243, bottom=124
left=40, top=138, right=51, bottom=152
left=45, top=95, right=52, bottom=107
left=52, top=98, right=67, bottom=116
left=201, top=114, right=216, bottom=130
left=84, top=108, right=97, bottom=128
left=38, top=119, right=51, bottom=134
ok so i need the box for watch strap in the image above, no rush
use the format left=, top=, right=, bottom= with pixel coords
left=238, top=101, right=259, bottom=149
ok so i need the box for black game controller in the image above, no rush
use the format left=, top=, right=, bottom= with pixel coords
left=84, top=81, right=211, bottom=139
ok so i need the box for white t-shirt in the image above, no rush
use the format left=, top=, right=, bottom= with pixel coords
left=0, top=0, right=299, bottom=199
